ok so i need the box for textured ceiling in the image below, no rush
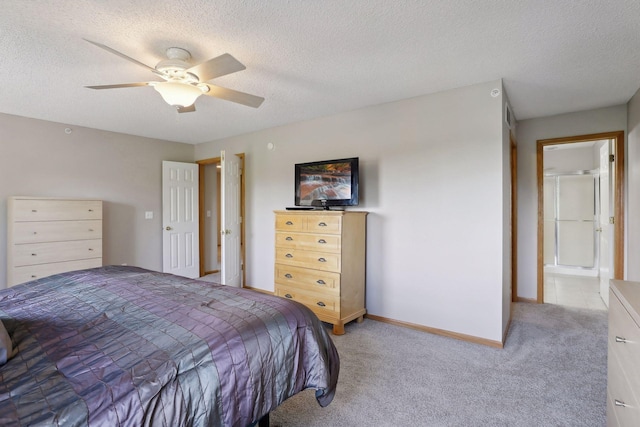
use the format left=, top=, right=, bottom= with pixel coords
left=1, top=0, right=639, bottom=144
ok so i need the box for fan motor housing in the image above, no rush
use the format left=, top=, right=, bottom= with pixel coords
left=155, top=47, right=196, bottom=81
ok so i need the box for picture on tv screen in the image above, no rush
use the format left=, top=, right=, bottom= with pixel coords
left=298, top=161, right=352, bottom=203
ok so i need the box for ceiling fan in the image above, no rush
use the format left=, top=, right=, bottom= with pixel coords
left=84, top=39, right=264, bottom=113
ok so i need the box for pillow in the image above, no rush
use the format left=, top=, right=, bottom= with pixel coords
left=0, top=320, right=13, bottom=365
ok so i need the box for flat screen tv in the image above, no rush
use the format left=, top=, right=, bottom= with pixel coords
left=294, top=157, right=359, bottom=209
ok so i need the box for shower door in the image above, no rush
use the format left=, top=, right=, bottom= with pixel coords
left=544, top=173, right=597, bottom=270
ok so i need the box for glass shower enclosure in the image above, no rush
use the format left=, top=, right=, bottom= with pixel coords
left=543, top=172, right=598, bottom=273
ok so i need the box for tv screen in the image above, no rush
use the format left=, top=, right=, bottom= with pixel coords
left=295, top=157, right=359, bottom=208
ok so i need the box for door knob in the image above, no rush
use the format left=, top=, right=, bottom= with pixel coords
left=165, top=226, right=173, bottom=231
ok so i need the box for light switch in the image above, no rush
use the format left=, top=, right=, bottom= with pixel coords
left=145, top=211, right=153, bottom=219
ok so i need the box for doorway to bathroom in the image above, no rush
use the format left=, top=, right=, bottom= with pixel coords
left=536, top=131, right=624, bottom=308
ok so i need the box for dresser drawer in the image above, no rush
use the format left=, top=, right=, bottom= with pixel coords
left=275, top=231, right=341, bottom=253
left=11, top=258, right=102, bottom=287
left=12, top=220, right=102, bottom=244
left=13, top=239, right=102, bottom=267
left=275, top=248, right=341, bottom=272
left=305, top=215, right=341, bottom=234
left=609, top=291, right=640, bottom=393
left=275, top=285, right=339, bottom=317
left=12, top=199, right=102, bottom=221
left=608, top=348, right=640, bottom=426
left=275, top=264, right=340, bottom=294
left=275, top=215, right=305, bottom=231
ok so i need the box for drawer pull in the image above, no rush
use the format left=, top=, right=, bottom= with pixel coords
left=318, top=222, right=327, bottom=227
left=284, top=294, right=293, bottom=299
left=31, top=253, right=37, bottom=256
left=318, top=239, right=327, bottom=244
left=286, top=236, right=293, bottom=241
left=317, top=301, right=326, bottom=307
left=33, top=231, right=37, bottom=235
left=316, top=279, right=326, bottom=285
left=88, top=209, right=94, bottom=212
left=89, top=229, right=94, bottom=232
left=286, top=253, right=293, bottom=258
left=284, top=273, right=293, bottom=279
left=31, top=275, right=37, bottom=278
left=614, top=399, right=627, bottom=407
left=31, top=209, right=37, bottom=212
left=318, top=257, right=327, bottom=262
left=88, top=248, right=94, bottom=251
left=286, top=221, right=294, bottom=225
left=615, top=336, right=627, bottom=343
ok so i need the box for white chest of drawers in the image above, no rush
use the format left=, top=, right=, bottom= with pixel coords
left=608, top=280, right=640, bottom=426
left=274, top=210, right=367, bottom=335
left=6, top=197, right=103, bottom=287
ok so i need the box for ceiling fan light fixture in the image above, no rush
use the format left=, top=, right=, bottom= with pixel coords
left=153, top=81, right=203, bottom=107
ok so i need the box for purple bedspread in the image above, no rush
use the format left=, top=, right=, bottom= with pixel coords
left=0, top=266, right=339, bottom=426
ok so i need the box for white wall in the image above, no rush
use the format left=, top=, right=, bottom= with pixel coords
left=544, top=145, right=599, bottom=173
left=516, top=105, right=627, bottom=300
left=0, top=113, right=194, bottom=288
left=501, top=82, right=513, bottom=337
left=627, top=88, right=640, bottom=280
left=196, top=80, right=510, bottom=343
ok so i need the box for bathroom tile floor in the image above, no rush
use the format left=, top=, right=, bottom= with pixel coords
left=544, top=273, right=607, bottom=310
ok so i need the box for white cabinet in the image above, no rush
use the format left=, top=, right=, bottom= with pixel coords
left=608, top=280, right=640, bottom=426
left=7, top=197, right=103, bottom=287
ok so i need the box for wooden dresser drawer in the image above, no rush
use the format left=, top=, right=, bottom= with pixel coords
left=275, top=264, right=340, bottom=294
left=13, top=239, right=103, bottom=267
left=275, top=248, right=341, bottom=272
left=12, top=199, right=102, bottom=221
left=275, top=215, right=306, bottom=231
left=11, top=258, right=102, bottom=286
left=275, top=286, right=339, bottom=317
left=275, top=231, right=341, bottom=253
left=13, top=220, right=102, bottom=244
left=305, top=215, right=341, bottom=234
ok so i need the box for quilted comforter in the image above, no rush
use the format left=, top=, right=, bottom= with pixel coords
left=0, top=266, right=339, bottom=426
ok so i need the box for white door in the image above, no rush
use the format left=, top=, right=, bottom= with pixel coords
left=599, top=142, right=612, bottom=307
left=162, top=161, right=199, bottom=278
left=220, top=151, right=242, bottom=286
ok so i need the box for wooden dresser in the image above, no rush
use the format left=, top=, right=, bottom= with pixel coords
left=6, top=197, right=103, bottom=287
left=274, top=210, right=367, bottom=335
left=608, top=280, right=640, bottom=426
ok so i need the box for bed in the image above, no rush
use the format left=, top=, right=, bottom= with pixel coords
left=0, top=266, right=339, bottom=426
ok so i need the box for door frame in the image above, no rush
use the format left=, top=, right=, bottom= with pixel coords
left=197, top=153, right=246, bottom=286
left=511, top=134, right=518, bottom=302
left=536, top=131, right=625, bottom=303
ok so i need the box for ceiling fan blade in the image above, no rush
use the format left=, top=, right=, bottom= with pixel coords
left=85, top=82, right=151, bottom=89
left=84, top=39, right=157, bottom=73
left=203, top=84, right=264, bottom=108
left=187, top=53, right=246, bottom=82
left=177, top=105, right=196, bottom=113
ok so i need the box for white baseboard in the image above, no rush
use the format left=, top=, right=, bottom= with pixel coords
left=544, top=266, right=598, bottom=277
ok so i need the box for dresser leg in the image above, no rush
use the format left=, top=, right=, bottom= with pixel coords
left=356, top=315, right=364, bottom=323
left=332, top=323, right=345, bottom=335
